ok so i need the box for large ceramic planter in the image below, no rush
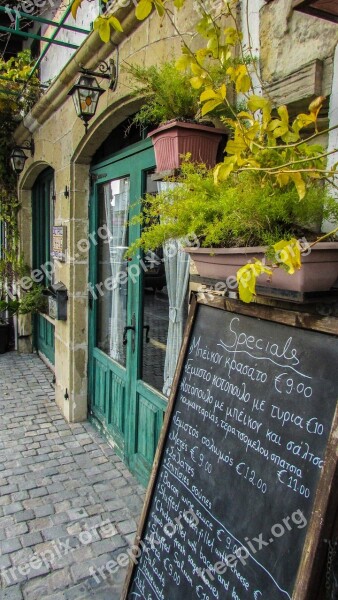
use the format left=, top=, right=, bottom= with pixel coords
left=147, top=120, right=224, bottom=173
left=186, top=243, right=338, bottom=293
left=0, top=322, right=9, bottom=354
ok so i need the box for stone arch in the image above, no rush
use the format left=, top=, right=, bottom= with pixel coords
left=20, top=160, right=53, bottom=191
left=71, top=95, right=143, bottom=166
left=61, top=95, right=147, bottom=423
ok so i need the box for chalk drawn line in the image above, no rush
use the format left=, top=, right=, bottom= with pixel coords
left=217, top=341, right=311, bottom=380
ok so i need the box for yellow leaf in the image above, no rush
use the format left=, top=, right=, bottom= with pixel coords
left=190, top=76, right=204, bottom=89
left=237, top=111, right=254, bottom=121
left=175, top=55, right=191, bottom=71
left=276, top=172, right=290, bottom=187
left=153, top=0, right=165, bottom=16
left=273, top=239, right=301, bottom=274
left=93, top=17, right=101, bottom=30
left=201, top=98, right=223, bottom=116
left=196, top=48, right=209, bottom=63
left=191, top=63, right=203, bottom=76
left=277, top=105, right=289, bottom=126
left=220, top=84, right=227, bottom=100
left=173, top=0, right=185, bottom=7
left=224, top=27, right=242, bottom=45
left=237, top=265, right=257, bottom=303
left=98, top=19, right=111, bottom=43
left=309, top=95, right=326, bottom=118
left=135, top=0, right=153, bottom=20
left=71, top=0, right=83, bottom=19
left=214, top=157, right=237, bottom=182
left=282, top=130, right=300, bottom=143
left=247, top=95, right=271, bottom=114
left=273, top=125, right=289, bottom=139
left=290, top=172, right=306, bottom=200
left=293, top=113, right=315, bottom=132
left=236, top=73, right=251, bottom=93
left=234, top=65, right=251, bottom=93
left=237, top=261, right=273, bottom=303
left=108, top=16, right=123, bottom=32
left=200, top=88, right=217, bottom=102
left=225, top=136, right=247, bottom=155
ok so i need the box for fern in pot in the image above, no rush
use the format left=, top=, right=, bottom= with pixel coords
left=127, top=155, right=338, bottom=301
left=124, top=61, right=226, bottom=171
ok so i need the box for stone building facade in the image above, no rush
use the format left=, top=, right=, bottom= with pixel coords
left=12, top=0, right=338, bottom=484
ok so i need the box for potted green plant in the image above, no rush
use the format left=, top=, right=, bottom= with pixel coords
left=127, top=157, right=338, bottom=299
left=124, top=62, right=226, bottom=171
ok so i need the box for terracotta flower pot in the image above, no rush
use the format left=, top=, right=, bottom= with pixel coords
left=147, top=120, right=224, bottom=173
left=186, top=243, right=338, bottom=293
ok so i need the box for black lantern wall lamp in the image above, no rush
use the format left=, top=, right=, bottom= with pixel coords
left=10, top=139, right=35, bottom=174
left=68, top=59, right=117, bottom=133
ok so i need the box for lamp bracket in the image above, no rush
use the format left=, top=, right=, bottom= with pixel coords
left=15, top=139, right=35, bottom=156
left=79, top=60, right=116, bottom=90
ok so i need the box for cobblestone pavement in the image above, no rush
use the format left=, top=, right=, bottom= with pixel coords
left=0, top=352, right=145, bottom=600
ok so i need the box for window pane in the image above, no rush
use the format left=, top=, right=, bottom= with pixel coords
left=96, top=177, right=130, bottom=366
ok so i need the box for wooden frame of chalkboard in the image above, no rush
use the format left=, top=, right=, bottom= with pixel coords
left=122, top=295, right=338, bottom=600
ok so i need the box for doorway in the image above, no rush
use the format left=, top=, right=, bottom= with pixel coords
left=88, top=139, right=189, bottom=485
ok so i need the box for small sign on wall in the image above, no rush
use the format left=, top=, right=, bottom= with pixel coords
left=52, top=226, right=67, bottom=261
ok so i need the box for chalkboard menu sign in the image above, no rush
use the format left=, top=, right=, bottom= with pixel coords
left=123, top=298, right=338, bottom=600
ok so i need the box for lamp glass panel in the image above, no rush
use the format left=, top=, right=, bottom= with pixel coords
left=10, top=149, right=26, bottom=173
left=79, top=89, right=100, bottom=116
left=72, top=89, right=81, bottom=115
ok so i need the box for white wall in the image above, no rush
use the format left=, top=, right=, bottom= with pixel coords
left=23, top=0, right=100, bottom=84
left=240, top=0, right=264, bottom=95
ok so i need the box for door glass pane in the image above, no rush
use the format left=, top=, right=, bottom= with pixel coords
left=96, top=177, right=130, bottom=367
left=142, top=173, right=188, bottom=394
left=143, top=267, right=170, bottom=392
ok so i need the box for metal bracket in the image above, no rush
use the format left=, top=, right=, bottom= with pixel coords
left=90, top=172, right=108, bottom=189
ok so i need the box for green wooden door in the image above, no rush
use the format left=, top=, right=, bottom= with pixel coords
left=89, top=140, right=168, bottom=485
left=32, top=168, right=55, bottom=365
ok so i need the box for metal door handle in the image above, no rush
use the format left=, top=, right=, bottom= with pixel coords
left=123, top=325, right=135, bottom=346
left=143, top=325, right=150, bottom=343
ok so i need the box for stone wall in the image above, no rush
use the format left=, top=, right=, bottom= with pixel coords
left=260, top=0, right=338, bottom=85
left=17, top=0, right=200, bottom=422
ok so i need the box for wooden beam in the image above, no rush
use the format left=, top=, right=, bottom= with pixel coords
left=292, top=0, right=338, bottom=23
left=264, top=59, right=323, bottom=108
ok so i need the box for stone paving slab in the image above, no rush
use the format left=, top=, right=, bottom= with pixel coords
left=0, top=352, right=145, bottom=600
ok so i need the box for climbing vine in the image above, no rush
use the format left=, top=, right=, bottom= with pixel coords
left=0, top=50, right=41, bottom=287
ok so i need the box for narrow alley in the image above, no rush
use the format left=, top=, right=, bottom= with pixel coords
left=0, top=352, right=144, bottom=600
